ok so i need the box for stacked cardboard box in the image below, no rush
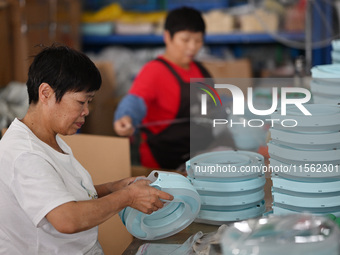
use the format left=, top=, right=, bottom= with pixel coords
left=0, top=0, right=81, bottom=87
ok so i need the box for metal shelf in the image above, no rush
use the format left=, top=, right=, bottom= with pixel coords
left=82, top=32, right=305, bottom=46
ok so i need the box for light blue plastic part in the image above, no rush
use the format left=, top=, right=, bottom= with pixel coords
left=311, top=64, right=340, bottom=79
left=81, top=22, right=114, bottom=36
left=312, top=94, right=340, bottom=105
left=273, top=205, right=340, bottom=217
left=270, top=158, right=340, bottom=180
left=269, top=128, right=340, bottom=150
left=194, top=200, right=265, bottom=225
left=268, top=142, right=340, bottom=165
left=310, top=80, right=340, bottom=96
left=186, top=151, right=264, bottom=181
left=187, top=175, right=265, bottom=195
left=332, top=40, right=340, bottom=51
left=201, top=199, right=263, bottom=211
left=272, top=191, right=340, bottom=208
left=270, top=104, right=340, bottom=132
left=272, top=177, right=340, bottom=194
left=200, top=189, right=264, bottom=207
left=331, top=50, right=340, bottom=62
left=119, top=171, right=201, bottom=240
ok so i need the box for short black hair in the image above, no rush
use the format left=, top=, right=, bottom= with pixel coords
left=27, top=45, right=101, bottom=104
left=164, top=7, right=205, bottom=38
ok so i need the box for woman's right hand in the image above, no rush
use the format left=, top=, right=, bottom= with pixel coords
left=125, top=179, right=174, bottom=214
left=114, top=116, right=135, bottom=136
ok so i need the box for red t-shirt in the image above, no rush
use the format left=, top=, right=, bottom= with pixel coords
left=129, top=56, right=206, bottom=168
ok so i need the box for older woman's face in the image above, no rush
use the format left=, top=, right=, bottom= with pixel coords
left=49, top=90, right=95, bottom=135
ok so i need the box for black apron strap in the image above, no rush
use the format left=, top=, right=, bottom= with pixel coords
left=193, top=61, right=212, bottom=78
left=155, top=58, right=185, bottom=84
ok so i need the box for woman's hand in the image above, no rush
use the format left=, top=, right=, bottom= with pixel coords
left=114, top=116, right=135, bottom=136
left=125, top=179, right=174, bottom=214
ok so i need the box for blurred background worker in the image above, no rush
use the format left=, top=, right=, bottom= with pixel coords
left=114, top=7, right=212, bottom=170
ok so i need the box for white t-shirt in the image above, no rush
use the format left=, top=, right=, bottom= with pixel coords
left=0, top=118, right=104, bottom=255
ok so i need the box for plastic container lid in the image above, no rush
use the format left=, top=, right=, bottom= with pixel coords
left=269, top=128, right=340, bottom=150
left=186, top=151, right=264, bottom=181
left=119, top=171, right=201, bottom=240
left=221, top=214, right=340, bottom=255
left=270, top=104, right=340, bottom=132
left=195, top=200, right=265, bottom=225
left=268, top=142, right=340, bottom=165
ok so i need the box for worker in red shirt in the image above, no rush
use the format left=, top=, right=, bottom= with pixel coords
left=114, top=7, right=212, bottom=170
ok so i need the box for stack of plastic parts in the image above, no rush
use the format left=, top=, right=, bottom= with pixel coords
left=220, top=214, right=340, bottom=255
left=269, top=104, right=340, bottom=216
left=186, top=151, right=266, bottom=225
left=331, top=40, right=340, bottom=64
left=310, top=62, right=340, bottom=105
left=119, top=170, right=201, bottom=240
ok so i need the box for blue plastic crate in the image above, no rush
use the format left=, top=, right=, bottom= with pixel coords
left=166, top=0, right=229, bottom=12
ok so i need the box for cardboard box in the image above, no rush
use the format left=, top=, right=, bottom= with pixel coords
left=239, top=9, right=279, bottom=33
left=0, top=1, right=12, bottom=87
left=204, top=10, right=234, bottom=34
left=0, top=0, right=81, bottom=87
left=201, top=58, right=253, bottom=96
left=81, top=61, right=119, bottom=136
left=24, top=0, right=81, bottom=59
left=60, top=134, right=133, bottom=255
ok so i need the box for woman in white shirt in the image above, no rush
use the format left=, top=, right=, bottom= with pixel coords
left=0, top=45, right=173, bottom=255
